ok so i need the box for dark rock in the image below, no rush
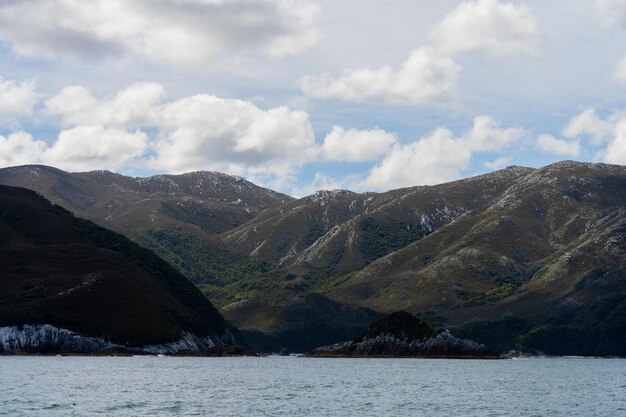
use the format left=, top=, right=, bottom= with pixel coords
left=306, top=312, right=499, bottom=358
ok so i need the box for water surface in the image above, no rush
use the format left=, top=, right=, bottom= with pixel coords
left=0, top=356, right=624, bottom=416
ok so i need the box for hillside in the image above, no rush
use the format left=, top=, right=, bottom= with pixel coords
left=0, top=185, right=239, bottom=353
left=220, top=162, right=626, bottom=355
left=2, top=162, right=626, bottom=355
left=0, top=165, right=292, bottom=288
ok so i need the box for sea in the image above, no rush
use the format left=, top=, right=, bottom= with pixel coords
left=0, top=356, right=624, bottom=416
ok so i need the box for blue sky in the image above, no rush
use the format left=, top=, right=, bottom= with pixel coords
left=1, top=0, right=626, bottom=196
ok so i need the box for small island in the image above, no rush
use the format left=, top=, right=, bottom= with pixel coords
left=305, top=312, right=500, bottom=359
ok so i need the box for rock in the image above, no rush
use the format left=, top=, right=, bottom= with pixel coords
left=305, top=312, right=500, bottom=358
left=0, top=324, right=243, bottom=355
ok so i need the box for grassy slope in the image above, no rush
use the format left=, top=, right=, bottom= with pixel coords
left=324, top=162, right=626, bottom=355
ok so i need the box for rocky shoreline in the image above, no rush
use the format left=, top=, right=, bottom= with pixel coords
left=0, top=324, right=249, bottom=356
left=305, top=331, right=500, bottom=359
left=304, top=311, right=500, bottom=359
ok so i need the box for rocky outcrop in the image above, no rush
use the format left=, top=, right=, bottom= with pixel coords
left=140, top=330, right=238, bottom=355
left=0, top=325, right=111, bottom=353
left=306, top=311, right=499, bottom=358
left=306, top=330, right=499, bottom=358
left=0, top=324, right=241, bottom=355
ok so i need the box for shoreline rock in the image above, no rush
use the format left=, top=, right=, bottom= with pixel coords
left=0, top=324, right=249, bottom=356
left=305, top=331, right=500, bottom=359
left=305, top=311, right=500, bottom=359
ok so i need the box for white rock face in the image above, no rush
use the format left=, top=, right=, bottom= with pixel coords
left=310, top=330, right=493, bottom=357
left=0, top=324, right=236, bottom=354
left=140, top=329, right=237, bottom=354
left=0, top=324, right=111, bottom=353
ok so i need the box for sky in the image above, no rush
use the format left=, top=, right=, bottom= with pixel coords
left=1, top=0, right=626, bottom=196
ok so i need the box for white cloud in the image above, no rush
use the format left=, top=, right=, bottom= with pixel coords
left=40, top=83, right=404, bottom=189
left=430, top=0, right=540, bottom=57
left=601, top=120, right=626, bottom=164
left=557, top=107, right=626, bottom=164
left=536, top=134, right=581, bottom=157
left=319, top=126, right=397, bottom=161
left=484, top=156, right=513, bottom=170
left=300, top=0, right=540, bottom=105
left=0, top=126, right=148, bottom=172
left=151, top=95, right=316, bottom=188
left=0, top=131, right=47, bottom=167
left=41, top=126, right=149, bottom=171
left=45, top=83, right=164, bottom=127
left=596, top=0, right=626, bottom=27
left=364, top=128, right=471, bottom=189
left=363, top=116, right=524, bottom=189
left=462, top=115, right=525, bottom=151
left=563, top=108, right=618, bottom=144
left=0, top=77, right=38, bottom=116
left=614, top=55, right=626, bottom=85
left=301, top=47, right=459, bottom=105
left=0, top=0, right=320, bottom=66
left=290, top=172, right=355, bottom=197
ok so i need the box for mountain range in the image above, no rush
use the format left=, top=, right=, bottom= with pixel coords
left=1, top=161, right=625, bottom=355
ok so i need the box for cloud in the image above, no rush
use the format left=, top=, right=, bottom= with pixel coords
left=596, top=0, right=626, bottom=27
left=290, top=172, right=356, bottom=197
left=301, top=47, right=459, bottom=105
left=0, top=126, right=148, bottom=172
left=484, top=156, right=513, bottom=170
left=0, top=76, right=38, bottom=116
left=535, top=134, right=581, bottom=157
left=462, top=115, right=525, bottom=151
left=45, top=83, right=164, bottom=127
left=0, top=0, right=320, bottom=66
left=614, top=55, right=626, bottom=85
left=562, top=108, right=616, bottom=144
left=364, top=128, right=471, bottom=189
left=150, top=94, right=316, bottom=188
left=0, top=131, right=47, bottom=167
left=41, top=126, right=149, bottom=171
left=42, top=82, right=404, bottom=188
left=300, top=0, right=540, bottom=105
left=558, top=107, right=626, bottom=164
left=602, top=120, right=626, bottom=164
left=318, top=126, right=397, bottom=161
left=363, top=116, right=524, bottom=189
left=430, top=0, right=540, bottom=56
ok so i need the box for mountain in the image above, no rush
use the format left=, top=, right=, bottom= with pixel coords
left=0, top=185, right=239, bottom=354
left=221, top=162, right=626, bottom=355
left=2, top=162, right=626, bottom=356
left=223, top=167, right=532, bottom=273
left=325, top=162, right=626, bottom=355
left=0, top=165, right=292, bottom=294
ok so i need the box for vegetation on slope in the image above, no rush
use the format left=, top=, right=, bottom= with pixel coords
left=0, top=185, right=232, bottom=347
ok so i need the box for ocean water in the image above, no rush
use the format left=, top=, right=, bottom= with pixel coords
left=0, top=356, right=624, bottom=416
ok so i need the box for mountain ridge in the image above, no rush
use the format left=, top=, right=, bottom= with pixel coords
left=2, top=161, right=625, bottom=354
